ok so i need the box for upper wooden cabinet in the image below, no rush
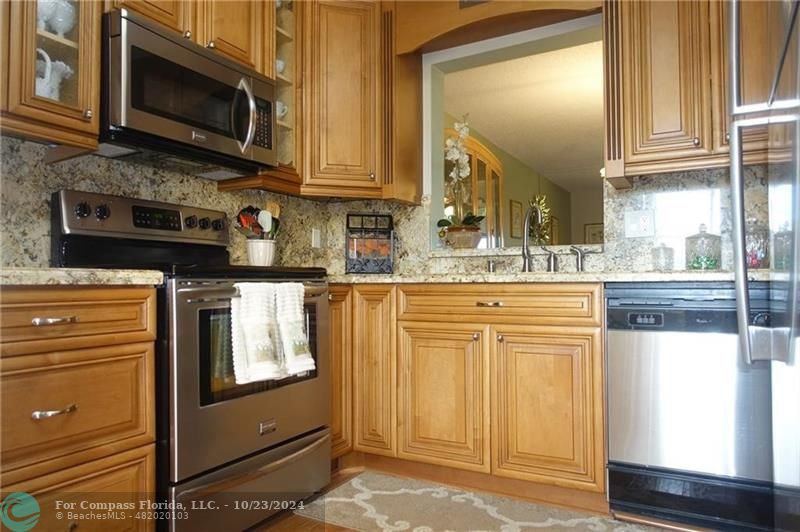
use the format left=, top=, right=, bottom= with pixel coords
left=1, top=0, right=101, bottom=149
left=605, top=0, right=777, bottom=188
left=110, top=0, right=194, bottom=36
left=303, top=0, right=382, bottom=196
left=195, top=0, right=263, bottom=71
left=620, top=0, right=713, bottom=166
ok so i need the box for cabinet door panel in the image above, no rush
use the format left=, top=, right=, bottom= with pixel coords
left=329, top=285, right=352, bottom=459
left=199, top=0, right=262, bottom=70
left=622, top=0, right=712, bottom=162
left=353, top=285, right=395, bottom=456
left=491, top=326, right=604, bottom=492
left=306, top=1, right=381, bottom=189
left=4, top=0, right=100, bottom=143
left=111, top=0, right=193, bottom=35
left=397, top=322, right=490, bottom=472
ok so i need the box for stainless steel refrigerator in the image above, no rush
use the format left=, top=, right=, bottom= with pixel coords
left=730, top=1, right=800, bottom=530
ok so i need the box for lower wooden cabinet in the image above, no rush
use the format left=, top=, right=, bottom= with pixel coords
left=2, top=444, right=155, bottom=532
left=491, top=326, right=604, bottom=492
left=397, top=322, right=490, bottom=472
left=352, top=285, right=396, bottom=457
left=329, top=284, right=353, bottom=459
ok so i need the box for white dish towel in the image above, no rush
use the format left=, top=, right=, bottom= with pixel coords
left=276, top=283, right=316, bottom=376
left=231, top=282, right=283, bottom=384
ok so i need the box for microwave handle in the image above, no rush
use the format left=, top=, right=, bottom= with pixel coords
left=240, top=77, right=257, bottom=152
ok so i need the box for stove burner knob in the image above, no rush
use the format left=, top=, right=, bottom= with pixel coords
left=74, top=202, right=91, bottom=218
left=95, top=204, right=111, bottom=220
left=198, top=217, right=211, bottom=230
left=211, top=218, right=225, bottom=231
left=185, top=215, right=198, bottom=228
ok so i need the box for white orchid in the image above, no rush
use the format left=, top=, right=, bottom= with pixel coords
left=444, top=116, right=470, bottom=183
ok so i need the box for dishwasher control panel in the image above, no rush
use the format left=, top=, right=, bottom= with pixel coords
left=627, top=313, right=664, bottom=327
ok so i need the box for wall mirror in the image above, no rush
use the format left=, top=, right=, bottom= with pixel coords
left=425, top=14, right=604, bottom=250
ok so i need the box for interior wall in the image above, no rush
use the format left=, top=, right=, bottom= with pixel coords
left=570, top=187, right=603, bottom=244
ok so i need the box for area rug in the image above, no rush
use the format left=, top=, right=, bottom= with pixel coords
left=296, top=471, right=662, bottom=531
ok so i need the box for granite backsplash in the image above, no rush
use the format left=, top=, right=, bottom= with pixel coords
left=1, top=137, right=767, bottom=276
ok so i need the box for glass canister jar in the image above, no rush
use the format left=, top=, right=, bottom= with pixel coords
left=685, top=224, right=721, bottom=270
left=745, top=221, right=770, bottom=269
left=651, top=243, right=675, bottom=271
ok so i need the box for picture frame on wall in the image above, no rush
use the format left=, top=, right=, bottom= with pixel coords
left=510, top=200, right=523, bottom=238
left=584, top=223, right=604, bottom=244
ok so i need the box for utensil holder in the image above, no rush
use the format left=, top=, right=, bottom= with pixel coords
left=247, top=239, right=276, bottom=266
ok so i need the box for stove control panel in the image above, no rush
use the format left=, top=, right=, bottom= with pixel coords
left=53, top=190, right=229, bottom=246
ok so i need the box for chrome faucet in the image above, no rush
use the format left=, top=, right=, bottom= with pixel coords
left=569, top=246, right=597, bottom=272
left=521, top=204, right=542, bottom=272
left=540, top=246, right=558, bottom=272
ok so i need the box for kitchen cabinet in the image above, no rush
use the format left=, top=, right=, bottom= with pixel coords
left=303, top=0, right=383, bottom=197
left=352, top=285, right=396, bottom=457
left=109, top=0, right=194, bottom=36
left=491, top=326, right=604, bottom=491
left=397, top=321, right=490, bottom=472
left=1, top=0, right=101, bottom=149
left=605, top=0, right=779, bottom=187
left=0, top=286, right=156, bottom=489
left=329, top=284, right=353, bottom=459
left=394, top=283, right=605, bottom=493
left=195, top=0, right=263, bottom=71
left=2, top=444, right=155, bottom=532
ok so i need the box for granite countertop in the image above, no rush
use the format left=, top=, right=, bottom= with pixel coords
left=328, top=270, right=772, bottom=284
left=0, top=267, right=165, bottom=286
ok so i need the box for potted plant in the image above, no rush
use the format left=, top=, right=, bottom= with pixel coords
left=235, top=203, right=281, bottom=266
left=437, top=212, right=484, bottom=249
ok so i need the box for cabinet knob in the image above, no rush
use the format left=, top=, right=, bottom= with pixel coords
left=369, top=172, right=376, bottom=180
left=83, top=108, right=92, bottom=119
left=497, top=334, right=504, bottom=342
left=183, top=30, right=192, bottom=39
left=328, top=294, right=333, bottom=301
left=692, top=137, right=700, bottom=146
left=725, top=133, right=730, bottom=142
left=472, top=332, right=480, bottom=341
left=206, top=41, right=216, bottom=49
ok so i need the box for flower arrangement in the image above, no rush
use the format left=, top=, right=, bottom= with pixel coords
left=235, top=202, right=281, bottom=240
left=445, top=118, right=471, bottom=183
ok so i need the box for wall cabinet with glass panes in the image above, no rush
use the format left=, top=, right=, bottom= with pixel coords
left=2, top=0, right=100, bottom=149
left=443, top=129, right=505, bottom=248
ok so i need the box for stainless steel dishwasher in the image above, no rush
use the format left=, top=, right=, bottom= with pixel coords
left=606, top=281, right=775, bottom=531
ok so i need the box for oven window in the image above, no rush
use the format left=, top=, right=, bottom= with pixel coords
left=198, top=304, right=318, bottom=406
left=130, top=46, right=244, bottom=139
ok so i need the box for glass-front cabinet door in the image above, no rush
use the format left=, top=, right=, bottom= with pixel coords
left=272, top=0, right=302, bottom=178
left=3, top=0, right=99, bottom=147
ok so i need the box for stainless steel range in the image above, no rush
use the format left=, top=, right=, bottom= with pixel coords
left=51, top=190, right=330, bottom=532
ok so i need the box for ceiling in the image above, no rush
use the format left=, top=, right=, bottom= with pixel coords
left=443, top=40, right=604, bottom=193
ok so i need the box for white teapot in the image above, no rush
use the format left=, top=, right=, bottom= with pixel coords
left=35, top=48, right=73, bottom=101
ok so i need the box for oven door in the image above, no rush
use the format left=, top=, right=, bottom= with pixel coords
left=168, top=279, right=329, bottom=483
left=107, top=11, right=274, bottom=163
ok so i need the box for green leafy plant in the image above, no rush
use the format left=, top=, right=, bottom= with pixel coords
left=437, top=212, right=484, bottom=229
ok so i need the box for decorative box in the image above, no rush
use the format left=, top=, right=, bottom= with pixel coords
left=345, top=213, right=394, bottom=274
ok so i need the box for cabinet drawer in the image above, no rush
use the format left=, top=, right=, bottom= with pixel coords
left=398, top=284, right=601, bottom=327
left=0, top=287, right=155, bottom=357
left=2, top=444, right=155, bottom=532
left=1, top=343, right=154, bottom=477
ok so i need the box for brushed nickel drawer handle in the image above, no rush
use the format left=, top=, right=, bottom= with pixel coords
left=476, top=301, right=504, bottom=307
left=32, top=403, right=77, bottom=420
left=31, top=316, right=78, bottom=326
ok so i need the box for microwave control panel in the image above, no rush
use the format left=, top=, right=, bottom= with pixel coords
left=253, top=100, right=273, bottom=150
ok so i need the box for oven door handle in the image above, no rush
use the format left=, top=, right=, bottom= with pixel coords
left=178, top=433, right=330, bottom=498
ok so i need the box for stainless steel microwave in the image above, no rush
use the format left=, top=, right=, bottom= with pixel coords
left=99, top=9, right=276, bottom=179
